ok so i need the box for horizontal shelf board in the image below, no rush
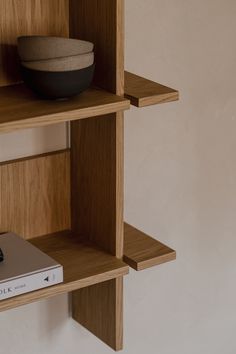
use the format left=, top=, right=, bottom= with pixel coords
left=0, top=84, right=130, bottom=134
left=124, top=71, right=179, bottom=107
left=0, top=231, right=129, bottom=312
left=123, top=223, right=176, bottom=271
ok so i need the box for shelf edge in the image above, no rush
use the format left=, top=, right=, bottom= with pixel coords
left=0, top=99, right=130, bottom=134
left=123, top=223, right=176, bottom=271
left=124, top=71, right=179, bottom=108
left=0, top=265, right=129, bottom=313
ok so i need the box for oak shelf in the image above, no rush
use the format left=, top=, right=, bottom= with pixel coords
left=125, top=71, right=179, bottom=107
left=0, top=83, right=130, bottom=134
left=124, top=223, right=176, bottom=271
left=0, top=221, right=175, bottom=313
left=0, top=231, right=129, bottom=312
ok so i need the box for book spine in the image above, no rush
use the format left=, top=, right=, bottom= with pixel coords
left=0, top=267, right=63, bottom=300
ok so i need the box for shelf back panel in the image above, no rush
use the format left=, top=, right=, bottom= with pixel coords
left=0, top=150, right=71, bottom=239
left=0, top=0, right=69, bottom=87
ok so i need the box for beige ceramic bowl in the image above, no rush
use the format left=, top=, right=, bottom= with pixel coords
left=21, top=52, right=94, bottom=72
left=18, top=36, right=94, bottom=61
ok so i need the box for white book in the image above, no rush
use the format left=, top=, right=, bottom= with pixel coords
left=0, top=233, right=63, bottom=300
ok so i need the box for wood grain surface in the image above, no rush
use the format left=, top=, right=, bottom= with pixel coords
left=0, top=0, right=69, bottom=86
left=124, top=223, right=176, bottom=271
left=72, top=277, right=123, bottom=350
left=0, top=150, right=71, bottom=239
left=70, top=113, right=124, bottom=256
left=70, top=0, right=124, bottom=94
left=125, top=71, right=179, bottom=107
left=70, top=1, right=125, bottom=350
left=0, top=84, right=129, bottom=134
left=0, top=231, right=129, bottom=312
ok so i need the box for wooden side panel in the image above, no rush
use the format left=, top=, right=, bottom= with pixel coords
left=69, top=0, right=124, bottom=258
left=70, top=0, right=124, bottom=256
left=72, top=278, right=123, bottom=351
left=70, top=114, right=124, bottom=257
left=0, top=150, right=71, bottom=239
left=0, top=0, right=69, bottom=86
left=70, top=0, right=125, bottom=350
left=70, top=0, right=124, bottom=94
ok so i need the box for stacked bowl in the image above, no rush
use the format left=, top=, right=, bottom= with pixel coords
left=17, top=36, right=95, bottom=99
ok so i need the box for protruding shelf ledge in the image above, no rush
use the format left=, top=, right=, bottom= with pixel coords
left=124, top=71, right=179, bottom=107
left=123, top=223, right=176, bottom=271
left=0, top=231, right=129, bottom=312
left=0, top=84, right=130, bottom=134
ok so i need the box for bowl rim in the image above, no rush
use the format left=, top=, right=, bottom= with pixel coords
left=20, top=62, right=96, bottom=74
left=21, top=52, right=94, bottom=63
left=18, top=35, right=92, bottom=42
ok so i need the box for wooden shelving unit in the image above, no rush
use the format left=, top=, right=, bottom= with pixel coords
left=0, top=0, right=179, bottom=351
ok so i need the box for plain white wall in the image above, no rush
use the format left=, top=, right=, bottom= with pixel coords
left=1, top=1, right=236, bottom=353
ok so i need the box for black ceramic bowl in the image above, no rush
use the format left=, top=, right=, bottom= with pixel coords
left=21, top=63, right=95, bottom=99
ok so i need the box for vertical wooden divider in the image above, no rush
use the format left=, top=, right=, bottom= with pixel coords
left=69, top=0, right=125, bottom=350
